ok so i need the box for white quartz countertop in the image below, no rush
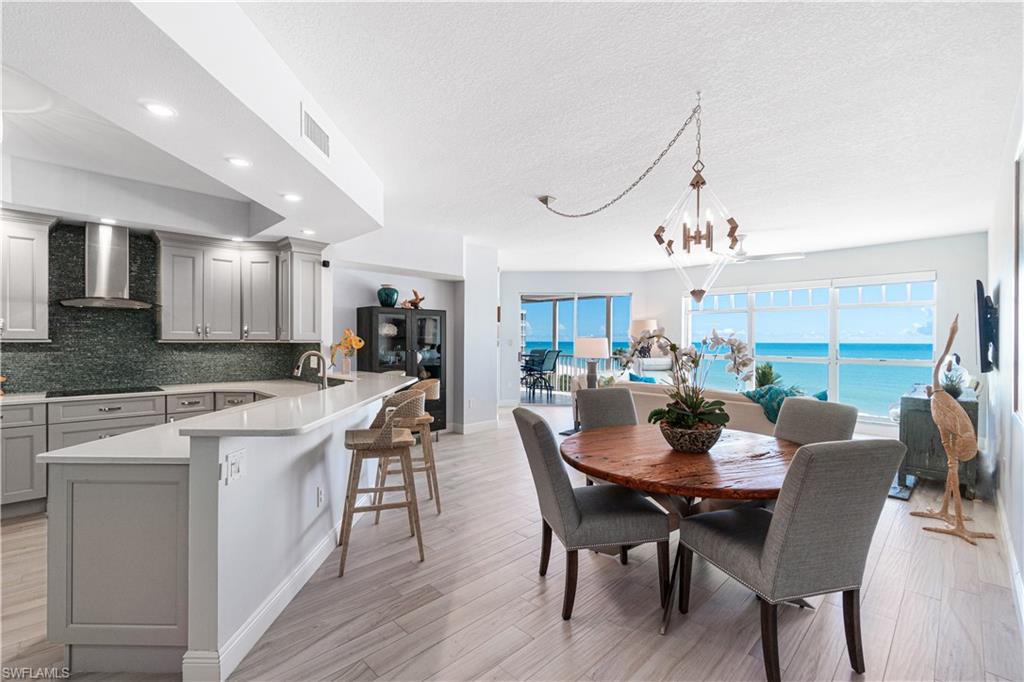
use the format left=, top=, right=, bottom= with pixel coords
left=0, top=375, right=356, bottom=405
left=36, top=372, right=415, bottom=465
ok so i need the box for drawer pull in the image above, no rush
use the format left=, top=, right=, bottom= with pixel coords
left=226, top=399, right=246, bottom=405
left=98, top=433, right=114, bottom=439
left=98, top=406, right=123, bottom=413
left=180, top=400, right=202, bottom=406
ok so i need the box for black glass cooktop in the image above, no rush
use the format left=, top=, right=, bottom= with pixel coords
left=46, top=386, right=164, bottom=399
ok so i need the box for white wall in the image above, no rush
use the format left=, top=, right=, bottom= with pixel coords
left=330, top=264, right=457, bottom=422
left=499, top=234, right=989, bottom=408
left=452, top=243, right=499, bottom=431
left=986, top=88, right=1024, bottom=633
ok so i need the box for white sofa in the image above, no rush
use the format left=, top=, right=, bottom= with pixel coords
left=617, top=380, right=775, bottom=435
left=570, top=373, right=775, bottom=435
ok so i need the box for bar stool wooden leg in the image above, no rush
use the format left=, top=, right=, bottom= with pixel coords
left=337, top=452, right=363, bottom=576
left=373, top=455, right=390, bottom=525
left=421, top=425, right=442, bottom=514
left=399, top=446, right=425, bottom=562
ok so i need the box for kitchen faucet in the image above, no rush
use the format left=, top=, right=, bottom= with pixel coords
left=293, top=350, right=329, bottom=390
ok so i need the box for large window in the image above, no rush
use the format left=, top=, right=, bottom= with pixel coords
left=520, top=293, right=632, bottom=380
left=687, top=273, right=936, bottom=418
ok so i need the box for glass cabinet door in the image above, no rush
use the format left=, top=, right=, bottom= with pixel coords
left=413, top=313, right=443, bottom=381
left=376, top=312, right=409, bottom=372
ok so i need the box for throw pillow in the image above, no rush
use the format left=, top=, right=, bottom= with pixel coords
left=628, top=372, right=657, bottom=384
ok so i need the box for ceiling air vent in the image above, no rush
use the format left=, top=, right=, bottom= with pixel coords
left=300, top=103, right=330, bottom=158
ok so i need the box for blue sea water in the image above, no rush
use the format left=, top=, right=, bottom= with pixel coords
left=523, top=341, right=932, bottom=417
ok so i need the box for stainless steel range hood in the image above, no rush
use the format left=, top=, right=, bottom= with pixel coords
left=60, top=223, right=153, bottom=310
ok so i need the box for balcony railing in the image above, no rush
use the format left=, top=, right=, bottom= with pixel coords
left=523, top=353, right=624, bottom=393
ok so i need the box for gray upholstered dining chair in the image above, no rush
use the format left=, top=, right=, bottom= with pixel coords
left=575, top=387, right=641, bottom=563
left=773, top=397, right=859, bottom=444
left=576, top=387, right=639, bottom=430
left=676, top=438, right=906, bottom=682
left=513, top=407, right=671, bottom=620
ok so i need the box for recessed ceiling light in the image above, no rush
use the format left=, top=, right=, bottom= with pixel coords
left=301, top=229, right=316, bottom=235
left=231, top=236, right=244, bottom=242
left=226, top=156, right=252, bottom=168
left=99, top=218, right=117, bottom=225
left=282, top=193, right=303, bottom=202
left=140, top=100, right=177, bottom=118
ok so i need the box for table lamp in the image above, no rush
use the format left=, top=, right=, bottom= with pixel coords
left=629, top=319, right=659, bottom=339
left=575, top=337, right=610, bottom=389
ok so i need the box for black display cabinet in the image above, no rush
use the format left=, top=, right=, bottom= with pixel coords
left=357, top=306, right=446, bottom=430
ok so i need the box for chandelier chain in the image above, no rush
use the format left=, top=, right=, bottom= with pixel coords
left=540, top=97, right=703, bottom=219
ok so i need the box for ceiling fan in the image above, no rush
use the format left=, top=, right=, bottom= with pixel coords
left=731, top=235, right=805, bottom=264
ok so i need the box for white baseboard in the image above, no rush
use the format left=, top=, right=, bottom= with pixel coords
left=453, top=419, right=497, bottom=434
left=181, top=650, right=221, bottom=682
left=189, top=494, right=373, bottom=681
left=996, top=491, right=1024, bottom=651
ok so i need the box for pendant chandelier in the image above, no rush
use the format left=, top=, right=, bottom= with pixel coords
left=539, top=92, right=741, bottom=303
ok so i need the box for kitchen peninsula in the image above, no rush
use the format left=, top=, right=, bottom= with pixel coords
left=36, top=371, right=415, bottom=680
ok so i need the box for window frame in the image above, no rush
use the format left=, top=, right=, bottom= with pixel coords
left=685, top=271, right=937, bottom=420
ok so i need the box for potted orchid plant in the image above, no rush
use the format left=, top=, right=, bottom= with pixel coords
left=622, top=328, right=754, bottom=453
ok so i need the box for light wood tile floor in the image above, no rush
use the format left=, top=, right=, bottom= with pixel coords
left=3, top=405, right=1022, bottom=681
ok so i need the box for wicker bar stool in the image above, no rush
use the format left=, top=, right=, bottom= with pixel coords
left=374, top=379, right=442, bottom=520
left=337, top=391, right=425, bottom=577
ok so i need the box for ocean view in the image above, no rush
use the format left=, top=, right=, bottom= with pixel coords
left=523, top=341, right=933, bottom=417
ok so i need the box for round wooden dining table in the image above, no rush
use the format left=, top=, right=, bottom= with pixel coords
left=559, top=423, right=803, bottom=633
left=559, top=424, right=801, bottom=500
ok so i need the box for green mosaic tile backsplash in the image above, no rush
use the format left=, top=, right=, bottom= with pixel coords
left=1, top=225, right=319, bottom=394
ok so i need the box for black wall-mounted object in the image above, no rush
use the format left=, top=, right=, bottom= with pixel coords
left=976, top=279, right=999, bottom=373
left=357, top=306, right=446, bottom=430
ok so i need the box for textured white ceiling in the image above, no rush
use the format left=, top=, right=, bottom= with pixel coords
left=249, top=4, right=1017, bottom=270
left=2, top=68, right=247, bottom=201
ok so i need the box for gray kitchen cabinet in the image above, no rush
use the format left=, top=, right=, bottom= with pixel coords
left=1, top=402, right=47, bottom=428
left=215, top=392, right=254, bottom=410
left=277, top=253, right=291, bottom=340
left=278, top=247, right=323, bottom=342
left=2, top=425, right=47, bottom=504
left=159, top=244, right=204, bottom=341
left=166, top=393, right=215, bottom=415
left=0, top=210, right=56, bottom=341
left=156, top=232, right=325, bottom=343
left=48, top=414, right=166, bottom=450
left=203, top=248, right=242, bottom=341
left=49, top=395, right=166, bottom=424
left=167, top=410, right=213, bottom=423
left=241, top=251, right=278, bottom=341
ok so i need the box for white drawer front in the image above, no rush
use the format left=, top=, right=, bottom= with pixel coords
left=215, top=392, right=254, bottom=410
left=166, top=393, right=215, bottom=415
left=49, top=396, right=167, bottom=424
left=0, top=402, right=46, bottom=428
left=48, top=415, right=166, bottom=449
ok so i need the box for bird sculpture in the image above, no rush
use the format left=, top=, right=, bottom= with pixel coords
left=400, top=289, right=426, bottom=309
left=909, top=315, right=994, bottom=544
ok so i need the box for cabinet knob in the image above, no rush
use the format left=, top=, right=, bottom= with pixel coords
left=243, top=324, right=249, bottom=339
left=205, top=325, right=211, bottom=337
left=196, top=325, right=202, bottom=336
left=98, top=433, right=113, bottom=439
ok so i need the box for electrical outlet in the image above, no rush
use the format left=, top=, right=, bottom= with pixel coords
left=310, top=356, right=318, bottom=369
left=224, top=450, right=246, bottom=485
left=468, top=398, right=474, bottom=409
left=315, top=485, right=324, bottom=508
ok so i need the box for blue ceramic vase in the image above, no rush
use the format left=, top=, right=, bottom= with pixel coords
left=377, top=284, right=399, bottom=307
